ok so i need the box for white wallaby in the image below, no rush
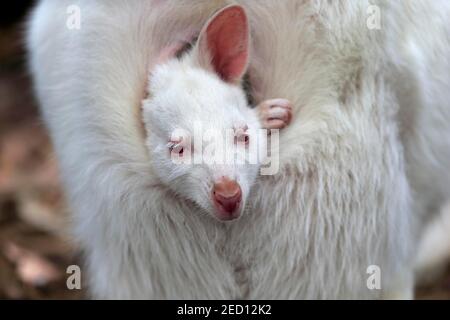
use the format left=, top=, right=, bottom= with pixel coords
left=143, top=6, right=292, bottom=223
left=27, top=0, right=450, bottom=299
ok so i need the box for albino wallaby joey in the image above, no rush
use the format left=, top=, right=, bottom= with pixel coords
left=142, top=6, right=292, bottom=222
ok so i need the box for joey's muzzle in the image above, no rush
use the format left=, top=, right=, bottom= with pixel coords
left=212, top=177, right=242, bottom=221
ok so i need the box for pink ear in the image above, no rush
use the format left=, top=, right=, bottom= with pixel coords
left=198, top=5, right=249, bottom=83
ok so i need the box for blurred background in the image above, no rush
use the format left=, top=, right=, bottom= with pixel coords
left=0, top=1, right=448, bottom=300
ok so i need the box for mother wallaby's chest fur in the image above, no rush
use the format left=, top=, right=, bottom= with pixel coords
left=221, top=0, right=450, bottom=299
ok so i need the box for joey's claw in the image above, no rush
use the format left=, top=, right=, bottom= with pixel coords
left=258, top=98, right=293, bottom=130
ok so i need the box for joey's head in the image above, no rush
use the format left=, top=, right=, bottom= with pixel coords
left=142, top=5, right=264, bottom=221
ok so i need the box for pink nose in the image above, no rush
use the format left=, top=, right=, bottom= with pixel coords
left=212, top=178, right=242, bottom=220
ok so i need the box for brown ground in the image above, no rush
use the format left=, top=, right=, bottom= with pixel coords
left=0, top=22, right=448, bottom=300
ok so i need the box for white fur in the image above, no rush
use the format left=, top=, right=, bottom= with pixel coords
left=27, top=0, right=450, bottom=299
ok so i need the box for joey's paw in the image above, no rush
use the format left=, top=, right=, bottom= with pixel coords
left=258, top=98, right=293, bottom=130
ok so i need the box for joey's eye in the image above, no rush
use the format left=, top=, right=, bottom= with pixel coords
left=234, top=130, right=250, bottom=146
left=175, top=146, right=184, bottom=156
left=239, top=134, right=249, bottom=145
left=168, top=142, right=185, bottom=156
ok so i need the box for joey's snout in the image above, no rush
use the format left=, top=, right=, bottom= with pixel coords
left=212, top=178, right=242, bottom=221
